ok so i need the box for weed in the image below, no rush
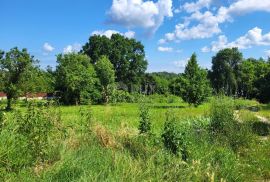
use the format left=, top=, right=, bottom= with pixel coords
left=138, top=103, right=151, bottom=134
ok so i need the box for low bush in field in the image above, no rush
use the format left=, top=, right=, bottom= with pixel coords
left=110, top=92, right=182, bottom=104
left=209, top=96, right=254, bottom=151
left=161, top=111, right=210, bottom=160
left=0, top=97, right=269, bottom=181
left=110, top=90, right=139, bottom=103
left=138, top=103, right=151, bottom=134
left=0, top=102, right=63, bottom=178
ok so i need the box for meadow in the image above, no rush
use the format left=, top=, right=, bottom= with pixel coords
left=0, top=96, right=270, bottom=181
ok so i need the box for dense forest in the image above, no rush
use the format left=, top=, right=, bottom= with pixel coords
left=1, top=34, right=270, bottom=110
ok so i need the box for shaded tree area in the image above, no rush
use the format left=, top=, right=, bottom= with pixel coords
left=141, top=72, right=178, bottom=95
left=55, top=53, right=100, bottom=105
left=0, top=48, right=40, bottom=110
left=209, top=48, right=243, bottom=96
left=1, top=38, right=270, bottom=108
left=171, top=54, right=211, bottom=106
left=209, top=47, right=270, bottom=103
left=95, top=56, right=115, bottom=103
left=82, top=34, right=148, bottom=92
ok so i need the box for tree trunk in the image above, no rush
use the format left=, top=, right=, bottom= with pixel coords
left=6, top=96, right=12, bottom=111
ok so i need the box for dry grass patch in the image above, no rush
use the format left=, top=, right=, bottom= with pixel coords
left=93, top=124, right=118, bottom=149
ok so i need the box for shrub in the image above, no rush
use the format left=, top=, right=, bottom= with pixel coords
left=111, top=90, right=135, bottom=103
left=209, top=96, right=253, bottom=151
left=138, top=103, right=151, bottom=134
left=161, top=112, right=189, bottom=160
left=209, top=96, right=235, bottom=135
left=0, top=101, right=62, bottom=174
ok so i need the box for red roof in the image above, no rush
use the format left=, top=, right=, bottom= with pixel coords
left=25, top=93, right=47, bottom=98
left=0, top=92, right=49, bottom=98
left=0, top=92, right=6, bottom=97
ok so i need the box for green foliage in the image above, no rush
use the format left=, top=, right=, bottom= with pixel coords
left=210, top=48, right=243, bottom=96
left=238, top=58, right=270, bottom=101
left=209, top=96, right=236, bottom=135
left=82, top=34, right=147, bottom=91
left=138, top=103, right=151, bottom=134
left=177, top=53, right=211, bottom=106
left=55, top=53, right=100, bottom=105
left=0, top=47, right=37, bottom=110
left=95, top=56, right=115, bottom=103
left=141, top=72, right=177, bottom=95
left=209, top=96, right=253, bottom=151
left=79, top=106, right=93, bottom=135
left=0, top=102, right=62, bottom=176
left=255, top=71, right=270, bottom=103
left=161, top=112, right=189, bottom=160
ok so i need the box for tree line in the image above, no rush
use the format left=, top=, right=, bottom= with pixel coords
left=0, top=34, right=270, bottom=110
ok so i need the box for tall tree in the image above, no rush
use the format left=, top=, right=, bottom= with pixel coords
left=0, top=47, right=37, bottom=110
left=82, top=34, right=148, bottom=92
left=95, top=56, right=115, bottom=103
left=255, top=71, right=270, bottom=103
left=210, top=48, right=243, bottom=96
left=178, top=53, right=211, bottom=106
left=55, top=53, right=99, bottom=105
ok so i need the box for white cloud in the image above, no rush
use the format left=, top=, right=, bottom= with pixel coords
left=174, top=8, right=181, bottom=14
left=43, top=42, right=54, bottom=52
left=91, top=29, right=135, bottom=38
left=265, top=50, right=270, bottom=57
left=124, top=31, right=136, bottom=38
left=201, top=46, right=210, bottom=53
left=63, top=43, right=82, bottom=54
left=108, top=0, right=173, bottom=34
left=183, top=0, right=212, bottom=13
left=160, top=0, right=270, bottom=43
left=202, top=27, right=270, bottom=52
left=226, top=0, right=270, bottom=15
left=158, top=46, right=173, bottom=52
left=173, top=58, right=188, bottom=68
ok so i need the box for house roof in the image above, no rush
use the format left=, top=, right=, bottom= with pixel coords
left=0, top=92, right=6, bottom=97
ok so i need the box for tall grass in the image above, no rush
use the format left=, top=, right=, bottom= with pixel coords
left=0, top=97, right=269, bottom=181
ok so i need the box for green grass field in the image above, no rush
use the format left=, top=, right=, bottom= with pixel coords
left=1, top=98, right=270, bottom=181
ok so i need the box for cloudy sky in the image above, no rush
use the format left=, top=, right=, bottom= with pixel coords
left=1, top=0, right=270, bottom=72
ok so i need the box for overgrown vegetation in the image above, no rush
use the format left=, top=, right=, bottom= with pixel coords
left=0, top=96, right=268, bottom=181
left=0, top=34, right=270, bottom=181
left=0, top=101, right=63, bottom=179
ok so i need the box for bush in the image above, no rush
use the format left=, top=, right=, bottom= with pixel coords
left=209, top=96, right=253, bottom=151
left=111, top=90, right=135, bottom=103
left=209, top=96, right=236, bottom=135
left=138, top=103, right=151, bottom=134
left=0, top=101, right=63, bottom=174
left=161, top=112, right=189, bottom=160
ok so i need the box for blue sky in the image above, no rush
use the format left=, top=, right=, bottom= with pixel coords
left=1, top=0, right=270, bottom=73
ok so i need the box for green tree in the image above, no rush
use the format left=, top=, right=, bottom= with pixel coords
left=95, top=56, right=115, bottom=103
left=178, top=53, right=211, bottom=106
left=238, top=58, right=270, bottom=100
left=0, top=47, right=37, bottom=110
left=210, top=48, right=243, bottom=96
left=55, top=53, right=99, bottom=105
left=82, top=34, right=148, bottom=92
